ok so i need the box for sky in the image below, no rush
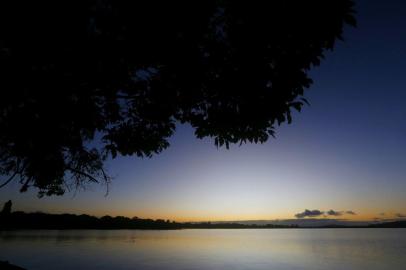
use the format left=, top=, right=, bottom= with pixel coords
left=1, top=0, right=406, bottom=222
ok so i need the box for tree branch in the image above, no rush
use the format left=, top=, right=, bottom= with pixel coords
left=67, top=166, right=99, bottom=183
left=0, top=170, right=18, bottom=188
left=100, top=167, right=111, bottom=197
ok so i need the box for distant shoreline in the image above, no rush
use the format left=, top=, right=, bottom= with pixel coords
left=2, top=226, right=406, bottom=231
left=1, top=211, right=405, bottom=230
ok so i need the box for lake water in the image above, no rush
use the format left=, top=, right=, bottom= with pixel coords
left=1, top=229, right=406, bottom=270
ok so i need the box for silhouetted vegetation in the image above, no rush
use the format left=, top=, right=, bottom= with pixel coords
left=1, top=200, right=12, bottom=215
left=0, top=1, right=356, bottom=196
left=0, top=261, right=26, bottom=270
left=0, top=212, right=179, bottom=230
left=367, top=220, right=406, bottom=228
left=181, top=222, right=298, bottom=229
left=1, top=210, right=405, bottom=230
left=0, top=211, right=297, bottom=230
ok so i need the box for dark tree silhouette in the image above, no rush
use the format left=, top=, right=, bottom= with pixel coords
left=1, top=200, right=12, bottom=215
left=0, top=1, right=356, bottom=196
left=0, top=261, right=26, bottom=270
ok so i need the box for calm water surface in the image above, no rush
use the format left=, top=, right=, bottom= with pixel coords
left=1, top=229, right=406, bottom=270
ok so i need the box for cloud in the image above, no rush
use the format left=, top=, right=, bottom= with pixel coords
left=295, top=209, right=324, bottom=218
left=295, top=209, right=357, bottom=218
left=396, top=213, right=406, bottom=218
left=379, top=212, right=385, bottom=216
left=327, top=210, right=343, bottom=216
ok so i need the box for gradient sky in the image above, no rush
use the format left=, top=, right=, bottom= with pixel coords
left=1, top=0, right=406, bottom=221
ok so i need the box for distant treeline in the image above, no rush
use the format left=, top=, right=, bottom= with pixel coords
left=0, top=211, right=296, bottom=230
left=367, top=221, right=406, bottom=228
left=1, top=211, right=405, bottom=230
left=1, top=211, right=180, bottom=230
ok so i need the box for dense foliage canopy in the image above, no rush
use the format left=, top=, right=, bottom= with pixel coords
left=0, top=0, right=356, bottom=196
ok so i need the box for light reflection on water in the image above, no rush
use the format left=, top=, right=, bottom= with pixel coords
left=1, top=229, right=406, bottom=270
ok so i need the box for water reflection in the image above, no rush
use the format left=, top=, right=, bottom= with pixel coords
left=1, top=229, right=406, bottom=270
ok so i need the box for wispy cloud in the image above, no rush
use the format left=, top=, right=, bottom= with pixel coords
left=346, top=210, right=356, bottom=215
left=295, top=209, right=324, bottom=218
left=396, top=213, right=406, bottom=218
